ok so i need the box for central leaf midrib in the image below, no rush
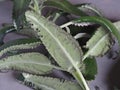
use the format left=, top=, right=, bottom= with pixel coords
left=27, top=15, right=77, bottom=69
left=0, top=60, right=50, bottom=67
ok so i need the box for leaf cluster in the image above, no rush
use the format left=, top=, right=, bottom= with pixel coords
left=0, top=0, right=120, bottom=90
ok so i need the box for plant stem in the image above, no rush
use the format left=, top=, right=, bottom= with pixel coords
left=52, top=13, right=61, bottom=22
left=72, top=67, right=90, bottom=90
left=73, top=16, right=120, bottom=47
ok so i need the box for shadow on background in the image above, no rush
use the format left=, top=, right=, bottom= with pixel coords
left=107, top=56, right=120, bottom=90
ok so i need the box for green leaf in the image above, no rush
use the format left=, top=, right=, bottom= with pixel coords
left=113, top=21, right=120, bottom=31
left=22, top=74, right=82, bottom=90
left=44, top=0, right=87, bottom=16
left=12, top=0, right=31, bottom=29
left=26, top=11, right=83, bottom=72
left=83, top=28, right=113, bottom=60
left=0, top=38, right=41, bottom=57
left=83, top=20, right=120, bottom=60
left=72, top=16, right=120, bottom=47
left=0, top=52, right=53, bottom=74
left=76, top=3, right=103, bottom=17
left=82, top=58, right=97, bottom=80
left=25, top=11, right=90, bottom=90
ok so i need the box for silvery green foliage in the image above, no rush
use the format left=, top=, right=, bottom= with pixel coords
left=0, top=38, right=41, bottom=57
left=0, top=53, right=53, bottom=74
left=114, top=21, right=120, bottom=31
left=1, top=0, right=120, bottom=90
left=25, top=11, right=89, bottom=90
left=26, top=11, right=83, bottom=71
left=83, top=21, right=120, bottom=60
left=22, top=74, right=82, bottom=90
left=83, top=27, right=113, bottom=60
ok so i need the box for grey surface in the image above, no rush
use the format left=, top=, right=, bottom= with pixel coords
left=0, top=0, right=120, bottom=90
left=0, top=72, right=32, bottom=90
left=0, top=0, right=12, bottom=27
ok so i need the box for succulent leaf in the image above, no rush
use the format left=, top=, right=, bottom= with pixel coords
left=26, top=11, right=83, bottom=72
left=22, top=74, right=82, bottom=90
left=25, top=11, right=90, bottom=90
left=0, top=52, right=53, bottom=74
left=0, top=38, right=41, bottom=57
left=83, top=27, right=113, bottom=59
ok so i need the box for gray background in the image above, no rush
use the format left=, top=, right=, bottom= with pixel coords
left=0, top=0, right=120, bottom=90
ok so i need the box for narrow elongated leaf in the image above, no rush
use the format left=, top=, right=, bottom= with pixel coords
left=83, top=28, right=113, bottom=60
left=25, top=11, right=90, bottom=90
left=76, top=3, right=103, bottom=17
left=0, top=38, right=41, bottom=57
left=22, top=74, right=82, bottom=90
left=0, top=52, right=53, bottom=74
left=26, top=11, right=83, bottom=71
left=72, top=16, right=120, bottom=47
left=44, top=0, right=87, bottom=16
left=12, top=0, right=31, bottom=29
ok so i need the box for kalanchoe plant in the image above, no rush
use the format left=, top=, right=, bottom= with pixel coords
left=0, top=0, right=120, bottom=90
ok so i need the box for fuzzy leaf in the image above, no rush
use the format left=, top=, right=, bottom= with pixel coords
left=22, top=74, right=82, bottom=90
left=72, top=16, right=120, bottom=49
left=26, top=11, right=83, bottom=72
left=83, top=28, right=113, bottom=60
left=114, top=21, right=120, bottom=31
left=26, top=11, right=90, bottom=90
left=0, top=38, right=41, bottom=57
left=12, top=0, right=31, bottom=29
left=44, top=0, right=87, bottom=16
left=83, top=20, right=120, bottom=59
left=0, top=52, right=53, bottom=74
